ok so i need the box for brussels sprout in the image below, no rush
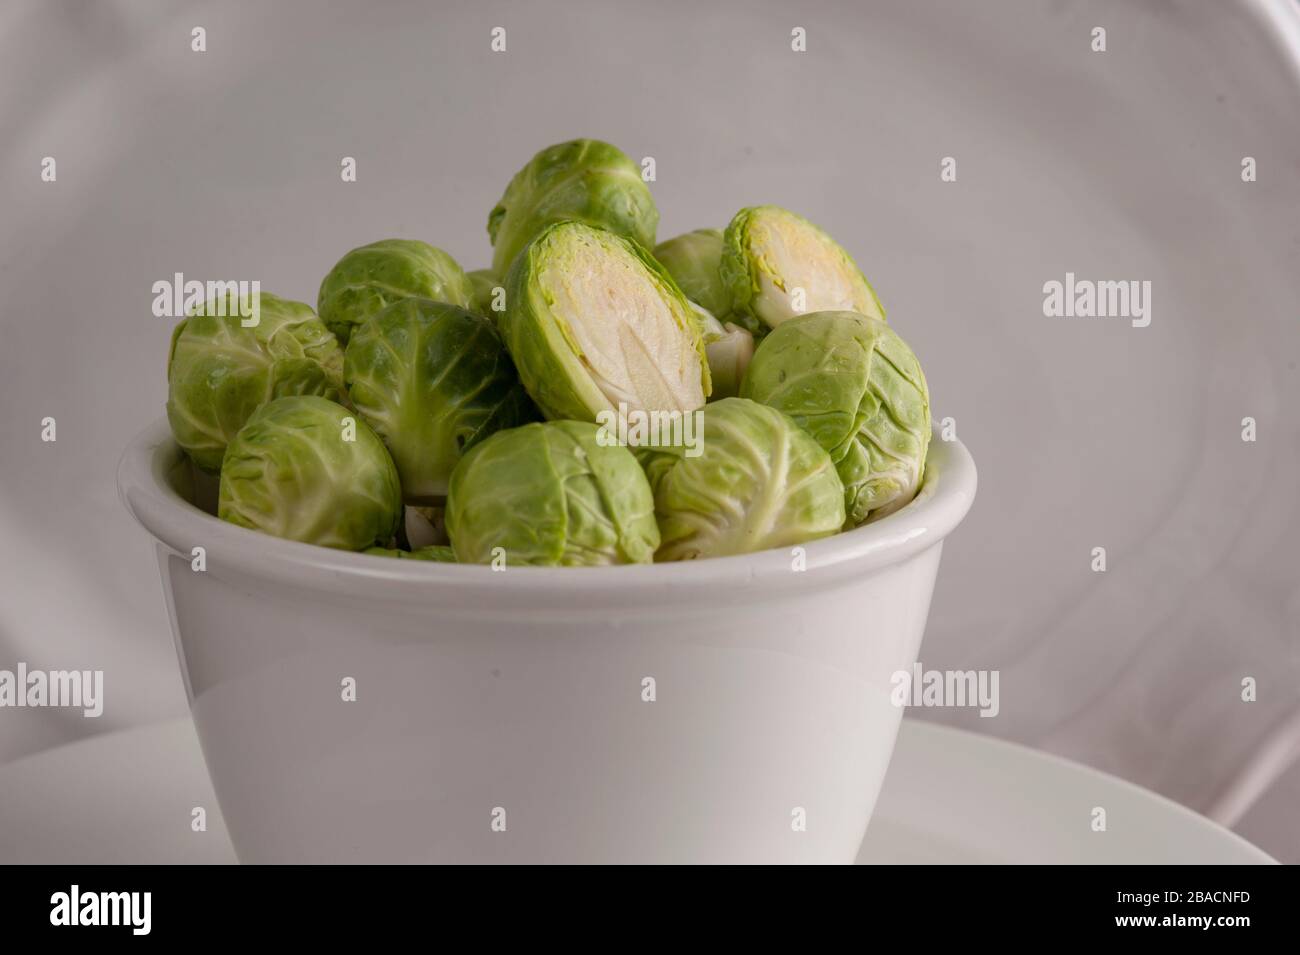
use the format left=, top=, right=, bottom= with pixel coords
left=364, top=545, right=457, bottom=562
left=500, top=221, right=709, bottom=425
left=167, top=292, right=345, bottom=473
left=741, top=311, right=929, bottom=526
left=344, top=298, right=538, bottom=504
left=692, top=303, right=755, bottom=401
left=721, top=206, right=885, bottom=330
left=638, top=397, right=845, bottom=560
left=487, top=139, right=658, bottom=275
left=466, top=269, right=504, bottom=324
left=446, top=420, right=659, bottom=566
left=218, top=395, right=402, bottom=549
left=317, top=239, right=473, bottom=345
left=654, top=228, right=732, bottom=319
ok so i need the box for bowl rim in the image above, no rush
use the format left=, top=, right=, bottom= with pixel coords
left=117, top=418, right=976, bottom=608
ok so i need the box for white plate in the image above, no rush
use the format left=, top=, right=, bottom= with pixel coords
left=863, top=721, right=1275, bottom=864
left=0, top=717, right=1272, bottom=864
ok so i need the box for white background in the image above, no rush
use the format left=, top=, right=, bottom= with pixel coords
left=2, top=0, right=1298, bottom=860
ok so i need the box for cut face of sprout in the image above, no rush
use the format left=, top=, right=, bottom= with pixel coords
left=746, top=210, right=881, bottom=325
left=501, top=221, right=709, bottom=426
left=537, top=232, right=705, bottom=414
left=723, top=206, right=885, bottom=330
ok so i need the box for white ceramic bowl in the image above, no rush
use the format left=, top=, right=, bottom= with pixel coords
left=117, top=419, right=975, bottom=863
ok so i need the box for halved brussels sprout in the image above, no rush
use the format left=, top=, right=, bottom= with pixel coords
left=500, top=221, right=710, bottom=424
left=167, top=292, right=344, bottom=472
left=654, top=228, right=731, bottom=319
left=693, top=303, right=756, bottom=401
left=317, top=239, right=473, bottom=345
left=466, top=268, right=503, bottom=324
left=741, top=311, right=929, bottom=526
left=638, top=397, right=845, bottom=560
left=721, top=206, right=885, bottom=330
left=487, top=139, right=658, bottom=275
left=364, top=545, right=456, bottom=562
left=218, top=395, right=402, bottom=549
left=344, top=298, right=538, bottom=504
left=446, top=420, right=659, bottom=566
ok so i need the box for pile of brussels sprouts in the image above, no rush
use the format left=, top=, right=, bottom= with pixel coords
left=165, top=139, right=931, bottom=567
